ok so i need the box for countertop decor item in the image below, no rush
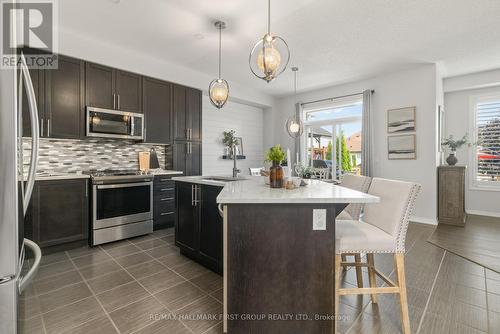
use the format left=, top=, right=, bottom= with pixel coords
left=249, top=0, right=290, bottom=82
left=441, top=134, right=471, bottom=166
left=222, top=130, right=239, bottom=156
left=294, top=162, right=314, bottom=180
left=285, top=67, right=304, bottom=138
left=209, top=21, right=229, bottom=109
left=265, top=144, right=286, bottom=188
left=138, top=151, right=150, bottom=171
left=149, top=147, right=160, bottom=169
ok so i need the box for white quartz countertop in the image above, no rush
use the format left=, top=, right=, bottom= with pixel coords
left=33, top=173, right=90, bottom=181
left=150, top=169, right=183, bottom=176
left=216, top=178, right=380, bottom=204
left=172, top=176, right=231, bottom=187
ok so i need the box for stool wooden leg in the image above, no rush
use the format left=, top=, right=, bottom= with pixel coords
left=354, top=254, right=363, bottom=288
left=395, top=253, right=410, bottom=334
left=334, top=254, right=341, bottom=334
left=366, top=253, right=378, bottom=304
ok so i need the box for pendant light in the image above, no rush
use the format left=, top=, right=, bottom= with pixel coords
left=249, top=0, right=290, bottom=83
left=209, top=21, right=229, bottom=109
left=286, top=67, right=303, bottom=138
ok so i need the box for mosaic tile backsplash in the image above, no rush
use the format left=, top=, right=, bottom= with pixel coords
left=22, top=138, right=173, bottom=175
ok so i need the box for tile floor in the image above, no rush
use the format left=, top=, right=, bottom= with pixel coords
left=18, top=223, right=500, bottom=334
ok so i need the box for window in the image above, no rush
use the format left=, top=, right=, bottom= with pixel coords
left=302, top=96, right=363, bottom=180
left=471, top=94, right=500, bottom=189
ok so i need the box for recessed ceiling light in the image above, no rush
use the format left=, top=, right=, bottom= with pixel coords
left=193, top=33, right=205, bottom=40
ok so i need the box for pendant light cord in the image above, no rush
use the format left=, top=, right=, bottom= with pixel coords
left=267, top=0, right=271, bottom=34
left=218, top=24, right=222, bottom=79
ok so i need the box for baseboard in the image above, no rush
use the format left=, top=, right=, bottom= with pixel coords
left=466, top=209, right=500, bottom=218
left=410, top=216, right=438, bottom=225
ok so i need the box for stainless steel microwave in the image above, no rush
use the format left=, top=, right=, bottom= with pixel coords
left=86, top=107, right=144, bottom=140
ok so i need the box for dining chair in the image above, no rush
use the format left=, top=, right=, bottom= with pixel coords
left=337, top=173, right=372, bottom=286
left=249, top=167, right=263, bottom=176
left=334, top=178, right=421, bottom=334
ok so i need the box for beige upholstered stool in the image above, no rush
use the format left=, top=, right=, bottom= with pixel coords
left=337, top=173, right=372, bottom=287
left=335, top=178, right=421, bottom=334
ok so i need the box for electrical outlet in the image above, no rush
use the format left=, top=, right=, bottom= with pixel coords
left=313, top=209, right=327, bottom=230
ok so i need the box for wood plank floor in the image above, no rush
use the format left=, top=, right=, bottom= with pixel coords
left=428, top=214, right=500, bottom=274
left=19, top=223, right=499, bottom=333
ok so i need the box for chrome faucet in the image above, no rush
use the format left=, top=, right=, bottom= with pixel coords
left=232, top=144, right=240, bottom=178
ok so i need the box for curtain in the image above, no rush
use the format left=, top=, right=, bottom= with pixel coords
left=361, top=90, right=374, bottom=176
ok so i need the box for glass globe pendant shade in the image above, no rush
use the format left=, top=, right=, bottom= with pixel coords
left=286, top=115, right=303, bottom=138
left=209, top=78, right=229, bottom=109
left=250, top=34, right=289, bottom=82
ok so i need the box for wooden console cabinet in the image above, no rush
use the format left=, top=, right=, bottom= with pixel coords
left=438, top=166, right=466, bottom=226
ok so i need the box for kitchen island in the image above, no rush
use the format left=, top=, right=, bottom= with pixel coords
left=216, top=178, right=379, bottom=334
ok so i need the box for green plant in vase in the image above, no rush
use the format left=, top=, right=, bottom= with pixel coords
left=441, top=134, right=472, bottom=166
left=222, top=130, right=239, bottom=156
left=265, top=144, right=286, bottom=188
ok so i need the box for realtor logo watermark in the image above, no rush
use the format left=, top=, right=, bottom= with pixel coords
left=1, top=0, right=58, bottom=69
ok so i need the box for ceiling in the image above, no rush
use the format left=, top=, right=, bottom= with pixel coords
left=59, top=0, right=500, bottom=97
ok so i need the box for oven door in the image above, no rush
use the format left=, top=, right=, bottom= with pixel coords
left=86, top=107, right=143, bottom=140
left=93, top=182, right=153, bottom=230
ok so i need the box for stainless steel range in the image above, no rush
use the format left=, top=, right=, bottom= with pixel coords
left=86, top=169, right=153, bottom=246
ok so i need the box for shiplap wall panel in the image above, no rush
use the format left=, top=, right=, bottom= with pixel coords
left=202, top=96, right=264, bottom=176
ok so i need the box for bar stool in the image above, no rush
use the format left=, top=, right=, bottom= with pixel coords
left=337, top=173, right=372, bottom=287
left=335, top=178, right=421, bottom=334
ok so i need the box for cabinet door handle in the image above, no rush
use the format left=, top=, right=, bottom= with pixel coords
left=40, top=118, right=44, bottom=137
left=85, top=182, right=88, bottom=197
left=117, top=94, right=120, bottom=110
left=47, top=119, right=50, bottom=137
left=160, top=212, right=174, bottom=216
left=113, top=93, right=116, bottom=109
left=194, top=185, right=199, bottom=206
left=160, top=197, right=174, bottom=201
left=160, top=188, right=174, bottom=191
left=191, top=184, right=194, bottom=206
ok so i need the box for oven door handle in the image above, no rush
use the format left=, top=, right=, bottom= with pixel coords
left=97, top=182, right=152, bottom=189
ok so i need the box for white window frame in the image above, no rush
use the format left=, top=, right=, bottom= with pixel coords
left=469, top=93, right=500, bottom=191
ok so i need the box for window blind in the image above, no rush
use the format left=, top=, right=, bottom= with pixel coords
left=476, top=100, right=500, bottom=182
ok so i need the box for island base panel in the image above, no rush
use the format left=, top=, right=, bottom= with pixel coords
left=225, top=203, right=347, bottom=334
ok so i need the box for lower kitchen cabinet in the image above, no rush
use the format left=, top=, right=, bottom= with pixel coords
left=25, top=179, right=89, bottom=249
left=153, top=175, right=176, bottom=230
left=175, top=182, right=223, bottom=274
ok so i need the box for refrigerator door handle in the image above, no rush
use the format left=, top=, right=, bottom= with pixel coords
left=18, top=239, right=41, bottom=293
left=20, top=52, right=40, bottom=214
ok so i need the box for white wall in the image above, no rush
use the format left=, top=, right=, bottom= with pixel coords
left=444, top=85, right=500, bottom=216
left=272, top=65, right=440, bottom=223
left=202, top=96, right=264, bottom=176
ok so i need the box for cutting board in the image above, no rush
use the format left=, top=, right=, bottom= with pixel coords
left=138, top=151, right=150, bottom=171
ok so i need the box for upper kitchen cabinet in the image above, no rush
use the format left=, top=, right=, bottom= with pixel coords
left=115, top=70, right=142, bottom=112
left=85, top=62, right=115, bottom=109
left=143, top=77, right=172, bottom=144
left=44, top=55, right=85, bottom=139
left=21, top=67, right=43, bottom=138
left=173, top=84, right=202, bottom=141
left=85, top=62, right=142, bottom=113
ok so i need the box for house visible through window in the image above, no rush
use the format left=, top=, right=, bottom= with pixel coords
left=302, top=96, right=363, bottom=180
left=472, top=95, right=500, bottom=188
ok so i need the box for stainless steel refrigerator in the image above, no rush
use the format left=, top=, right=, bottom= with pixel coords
left=0, top=52, right=42, bottom=333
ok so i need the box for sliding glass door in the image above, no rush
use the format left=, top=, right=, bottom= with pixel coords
left=302, top=97, right=363, bottom=180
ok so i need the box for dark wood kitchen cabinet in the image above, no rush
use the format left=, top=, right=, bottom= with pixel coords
left=174, top=141, right=201, bottom=176
left=153, top=176, right=176, bottom=229
left=173, top=85, right=202, bottom=141
left=143, top=77, right=172, bottom=144
left=85, top=62, right=142, bottom=113
left=22, top=55, right=84, bottom=139
left=44, top=55, right=85, bottom=139
left=175, top=182, right=223, bottom=274
left=25, top=179, right=89, bottom=249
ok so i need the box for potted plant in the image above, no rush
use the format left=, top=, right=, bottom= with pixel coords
left=222, top=130, right=239, bottom=157
left=441, top=134, right=471, bottom=166
left=265, top=144, right=286, bottom=188
left=294, top=162, right=314, bottom=185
